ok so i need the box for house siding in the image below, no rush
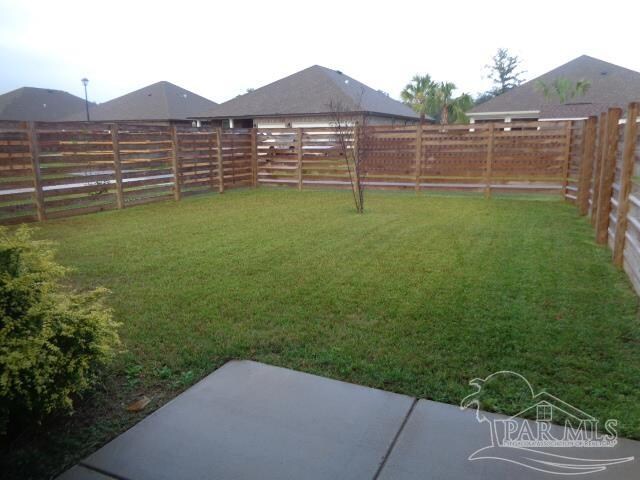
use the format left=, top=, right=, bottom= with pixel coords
left=252, top=114, right=418, bottom=128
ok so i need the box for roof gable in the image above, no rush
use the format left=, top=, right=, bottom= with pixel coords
left=0, top=87, right=90, bottom=121
left=470, top=55, right=640, bottom=118
left=65, top=81, right=218, bottom=121
left=199, top=65, right=420, bottom=120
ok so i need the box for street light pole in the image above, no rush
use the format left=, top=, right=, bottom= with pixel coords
left=81, top=78, right=90, bottom=121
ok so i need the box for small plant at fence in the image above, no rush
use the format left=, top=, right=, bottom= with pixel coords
left=0, top=226, right=120, bottom=436
left=84, top=161, right=111, bottom=198
left=328, top=98, right=366, bottom=213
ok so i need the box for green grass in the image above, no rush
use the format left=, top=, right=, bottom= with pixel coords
left=3, top=188, right=640, bottom=479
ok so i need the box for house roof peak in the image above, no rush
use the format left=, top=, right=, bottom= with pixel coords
left=197, top=65, right=421, bottom=120
left=62, top=81, right=218, bottom=122
left=0, top=86, right=90, bottom=121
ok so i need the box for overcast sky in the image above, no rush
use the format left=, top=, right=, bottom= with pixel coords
left=1, top=0, right=639, bottom=105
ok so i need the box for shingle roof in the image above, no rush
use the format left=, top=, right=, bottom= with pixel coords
left=197, top=65, right=420, bottom=120
left=0, top=87, right=90, bottom=121
left=64, top=81, right=218, bottom=121
left=469, top=55, right=640, bottom=119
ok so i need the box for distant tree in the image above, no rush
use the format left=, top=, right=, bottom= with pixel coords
left=473, top=91, right=495, bottom=106
left=401, top=76, right=472, bottom=124
left=400, top=75, right=436, bottom=123
left=432, top=82, right=474, bottom=125
left=535, top=78, right=591, bottom=103
left=235, top=88, right=255, bottom=98
left=485, top=48, right=525, bottom=96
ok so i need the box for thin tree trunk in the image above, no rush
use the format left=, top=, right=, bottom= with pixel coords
left=441, top=106, right=449, bottom=125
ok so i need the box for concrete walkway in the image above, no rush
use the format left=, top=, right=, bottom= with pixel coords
left=59, top=361, right=639, bottom=479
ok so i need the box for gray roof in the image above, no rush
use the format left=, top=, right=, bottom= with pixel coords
left=0, top=87, right=91, bottom=121
left=64, top=81, right=218, bottom=121
left=197, top=65, right=421, bottom=120
left=469, top=55, right=640, bottom=119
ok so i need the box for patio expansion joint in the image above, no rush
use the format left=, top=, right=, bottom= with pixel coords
left=78, top=461, right=131, bottom=480
left=372, top=397, right=418, bottom=480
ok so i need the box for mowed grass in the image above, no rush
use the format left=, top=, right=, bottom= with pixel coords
left=4, top=188, right=640, bottom=478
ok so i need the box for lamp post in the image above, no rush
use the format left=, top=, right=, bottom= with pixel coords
left=81, top=78, right=90, bottom=121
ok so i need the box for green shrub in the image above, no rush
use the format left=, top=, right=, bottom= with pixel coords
left=0, top=226, right=120, bottom=434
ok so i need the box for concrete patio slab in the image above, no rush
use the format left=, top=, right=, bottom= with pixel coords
left=56, top=465, right=116, bottom=479
left=377, top=399, right=640, bottom=479
left=78, top=360, right=414, bottom=480
left=58, top=361, right=640, bottom=479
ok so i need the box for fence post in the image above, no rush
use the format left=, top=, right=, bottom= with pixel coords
left=216, top=128, right=224, bottom=193
left=561, top=121, right=573, bottom=200
left=208, top=130, right=217, bottom=191
left=111, top=124, right=124, bottom=209
left=251, top=127, right=258, bottom=187
left=591, top=112, right=608, bottom=225
left=170, top=126, right=181, bottom=201
left=296, top=128, right=303, bottom=191
left=484, top=124, right=495, bottom=198
left=577, top=116, right=597, bottom=215
left=594, top=107, right=623, bottom=245
left=414, top=123, right=423, bottom=193
left=26, top=121, right=45, bottom=221
left=613, top=102, right=639, bottom=266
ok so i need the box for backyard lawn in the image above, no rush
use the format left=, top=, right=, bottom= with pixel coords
left=3, top=187, right=640, bottom=479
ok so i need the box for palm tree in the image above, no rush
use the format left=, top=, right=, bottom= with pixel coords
left=535, top=77, right=591, bottom=103
left=401, top=75, right=436, bottom=123
left=450, top=92, right=474, bottom=124
left=432, top=82, right=474, bottom=125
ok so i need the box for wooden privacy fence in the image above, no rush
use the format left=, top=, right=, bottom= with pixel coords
left=0, top=119, right=580, bottom=224
left=0, top=121, right=253, bottom=223
left=254, top=121, right=579, bottom=193
left=568, top=103, right=640, bottom=295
